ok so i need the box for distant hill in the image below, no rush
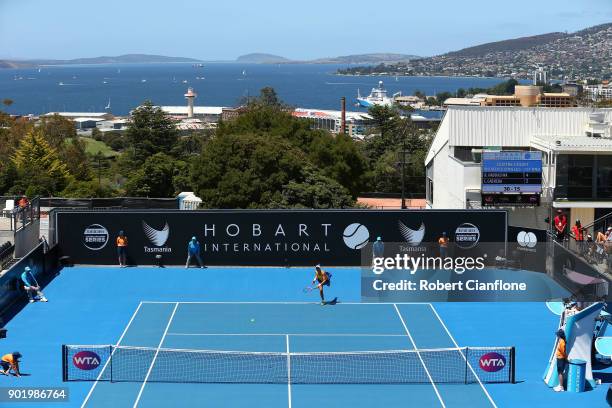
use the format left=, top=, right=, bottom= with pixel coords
left=445, top=32, right=567, bottom=57
left=0, top=54, right=201, bottom=68
left=236, top=53, right=291, bottom=63
left=310, top=53, right=420, bottom=64
left=337, top=23, right=612, bottom=79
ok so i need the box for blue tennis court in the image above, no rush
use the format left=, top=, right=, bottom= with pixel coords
left=2, top=266, right=610, bottom=407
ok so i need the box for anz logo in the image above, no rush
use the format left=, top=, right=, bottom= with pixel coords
left=142, top=221, right=172, bottom=253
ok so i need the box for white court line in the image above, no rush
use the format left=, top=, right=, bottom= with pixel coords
left=81, top=301, right=144, bottom=408
left=166, top=332, right=407, bottom=337
left=393, top=304, right=446, bottom=408
left=142, top=301, right=430, bottom=305
left=286, top=335, right=292, bottom=408
left=428, top=304, right=497, bottom=408
left=133, top=302, right=179, bottom=408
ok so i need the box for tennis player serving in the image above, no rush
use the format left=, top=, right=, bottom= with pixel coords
left=312, top=264, right=331, bottom=305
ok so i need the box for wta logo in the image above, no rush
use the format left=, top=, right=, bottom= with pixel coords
left=479, top=352, right=506, bottom=372
left=73, top=351, right=101, bottom=370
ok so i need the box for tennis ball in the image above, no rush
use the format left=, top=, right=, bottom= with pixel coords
left=343, top=223, right=370, bottom=250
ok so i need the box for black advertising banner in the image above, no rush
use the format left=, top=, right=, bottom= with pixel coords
left=506, top=226, right=547, bottom=273
left=54, top=209, right=507, bottom=266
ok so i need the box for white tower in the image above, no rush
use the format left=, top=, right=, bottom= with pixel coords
left=184, top=87, right=197, bottom=118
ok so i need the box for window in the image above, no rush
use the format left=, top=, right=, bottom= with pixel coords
left=555, top=154, right=612, bottom=200
left=597, top=156, right=612, bottom=199
left=453, top=147, right=482, bottom=163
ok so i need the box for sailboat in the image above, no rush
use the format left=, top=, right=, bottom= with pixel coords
left=242, top=69, right=247, bottom=77
left=104, top=98, right=111, bottom=110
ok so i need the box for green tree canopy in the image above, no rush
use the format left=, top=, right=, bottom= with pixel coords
left=124, top=153, right=180, bottom=197
left=11, top=128, right=70, bottom=195
left=191, top=133, right=353, bottom=208
left=125, top=101, right=178, bottom=167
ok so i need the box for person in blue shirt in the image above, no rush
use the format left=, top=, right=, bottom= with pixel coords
left=185, top=237, right=205, bottom=268
left=372, top=236, right=384, bottom=260
left=21, top=266, right=47, bottom=303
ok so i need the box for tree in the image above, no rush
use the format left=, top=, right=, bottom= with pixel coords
left=276, top=166, right=353, bottom=208
left=40, top=114, right=77, bottom=151
left=191, top=133, right=354, bottom=208
left=11, top=128, right=70, bottom=195
left=308, top=133, right=368, bottom=197
left=64, top=138, right=93, bottom=181
left=435, top=92, right=453, bottom=105
left=125, top=101, right=178, bottom=167
left=258, top=87, right=282, bottom=107
left=124, top=153, right=178, bottom=197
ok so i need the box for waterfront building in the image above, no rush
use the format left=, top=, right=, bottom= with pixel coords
left=443, top=86, right=575, bottom=108
left=158, top=106, right=224, bottom=123
left=425, top=107, right=612, bottom=228
left=585, top=83, right=612, bottom=101
left=42, top=112, right=113, bottom=121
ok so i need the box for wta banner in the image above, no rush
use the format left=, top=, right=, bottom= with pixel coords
left=53, top=209, right=507, bottom=266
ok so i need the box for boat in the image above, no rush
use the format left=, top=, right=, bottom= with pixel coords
left=141, top=79, right=147, bottom=83
left=182, top=80, right=188, bottom=84
left=356, top=81, right=397, bottom=107
left=58, top=82, right=65, bottom=86
left=105, top=98, right=111, bottom=110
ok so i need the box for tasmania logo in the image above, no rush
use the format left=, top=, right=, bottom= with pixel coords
left=479, top=352, right=506, bottom=372
left=73, top=351, right=101, bottom=370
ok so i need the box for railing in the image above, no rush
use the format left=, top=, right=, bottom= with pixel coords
left=546, top=231, right=611, bottom=301
left=0, top=241, right=14, bottom=270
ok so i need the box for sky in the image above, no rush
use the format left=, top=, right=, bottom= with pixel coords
left=1, top=0, right=611, bottom=60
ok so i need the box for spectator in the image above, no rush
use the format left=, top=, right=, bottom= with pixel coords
left=372, top=236, right=384, bottom=265
left=596, top=227, right=611, bottom=243
left=21, top=266, right=47, bottom=303
left=0, top=352, right=21, bottom=376
left=116, top=231, right=128, bottom=267
left=17, top=196, right=28, bottom=209
left=553, top=210, right=567, bottom=242
left=571, top=220, right=584, bottom=253
left=438, top=232, right=449, bottom=259
left=185, top=236, right=205, bottom=268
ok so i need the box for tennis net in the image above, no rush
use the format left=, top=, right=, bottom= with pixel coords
left=62, top=344, right=515, bottom=384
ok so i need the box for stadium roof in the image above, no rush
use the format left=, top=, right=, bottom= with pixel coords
left=426, top=106, right=612, bottom=164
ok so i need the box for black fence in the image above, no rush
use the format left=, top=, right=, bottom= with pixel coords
left=40, top=197, right=178, bottom=210
left=53, top=209, right=508, bottom=266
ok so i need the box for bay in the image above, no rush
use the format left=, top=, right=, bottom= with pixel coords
left=0, top=63, right=509, bottom=116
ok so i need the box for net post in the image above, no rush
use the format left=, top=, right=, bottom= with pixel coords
left=61, top=345, right=67, bottom=382
left=286, top=335, right=292, bottom=408
left=510, top=346, right=516, bottom=384
left=464, top=347, right=469, bottom=384
left=109, top=345, right=113, bottom=383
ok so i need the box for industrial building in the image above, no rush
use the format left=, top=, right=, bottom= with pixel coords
left=585, top=83, right=612, bottom=101
left=443, top=85, right=575, bottom=108
left=292, top=108, right=442, bottom=139
left=42, top=112, right=114, bottom=121
left=425, top=107, right=612, bottom=229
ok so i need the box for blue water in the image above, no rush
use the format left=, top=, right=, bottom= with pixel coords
left=0, top=63, right=508, bottom=115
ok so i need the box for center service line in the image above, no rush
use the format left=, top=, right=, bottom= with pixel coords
left=133, top=302, right=180, bottom=408
left=393, top=304, right=446, bottom=408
